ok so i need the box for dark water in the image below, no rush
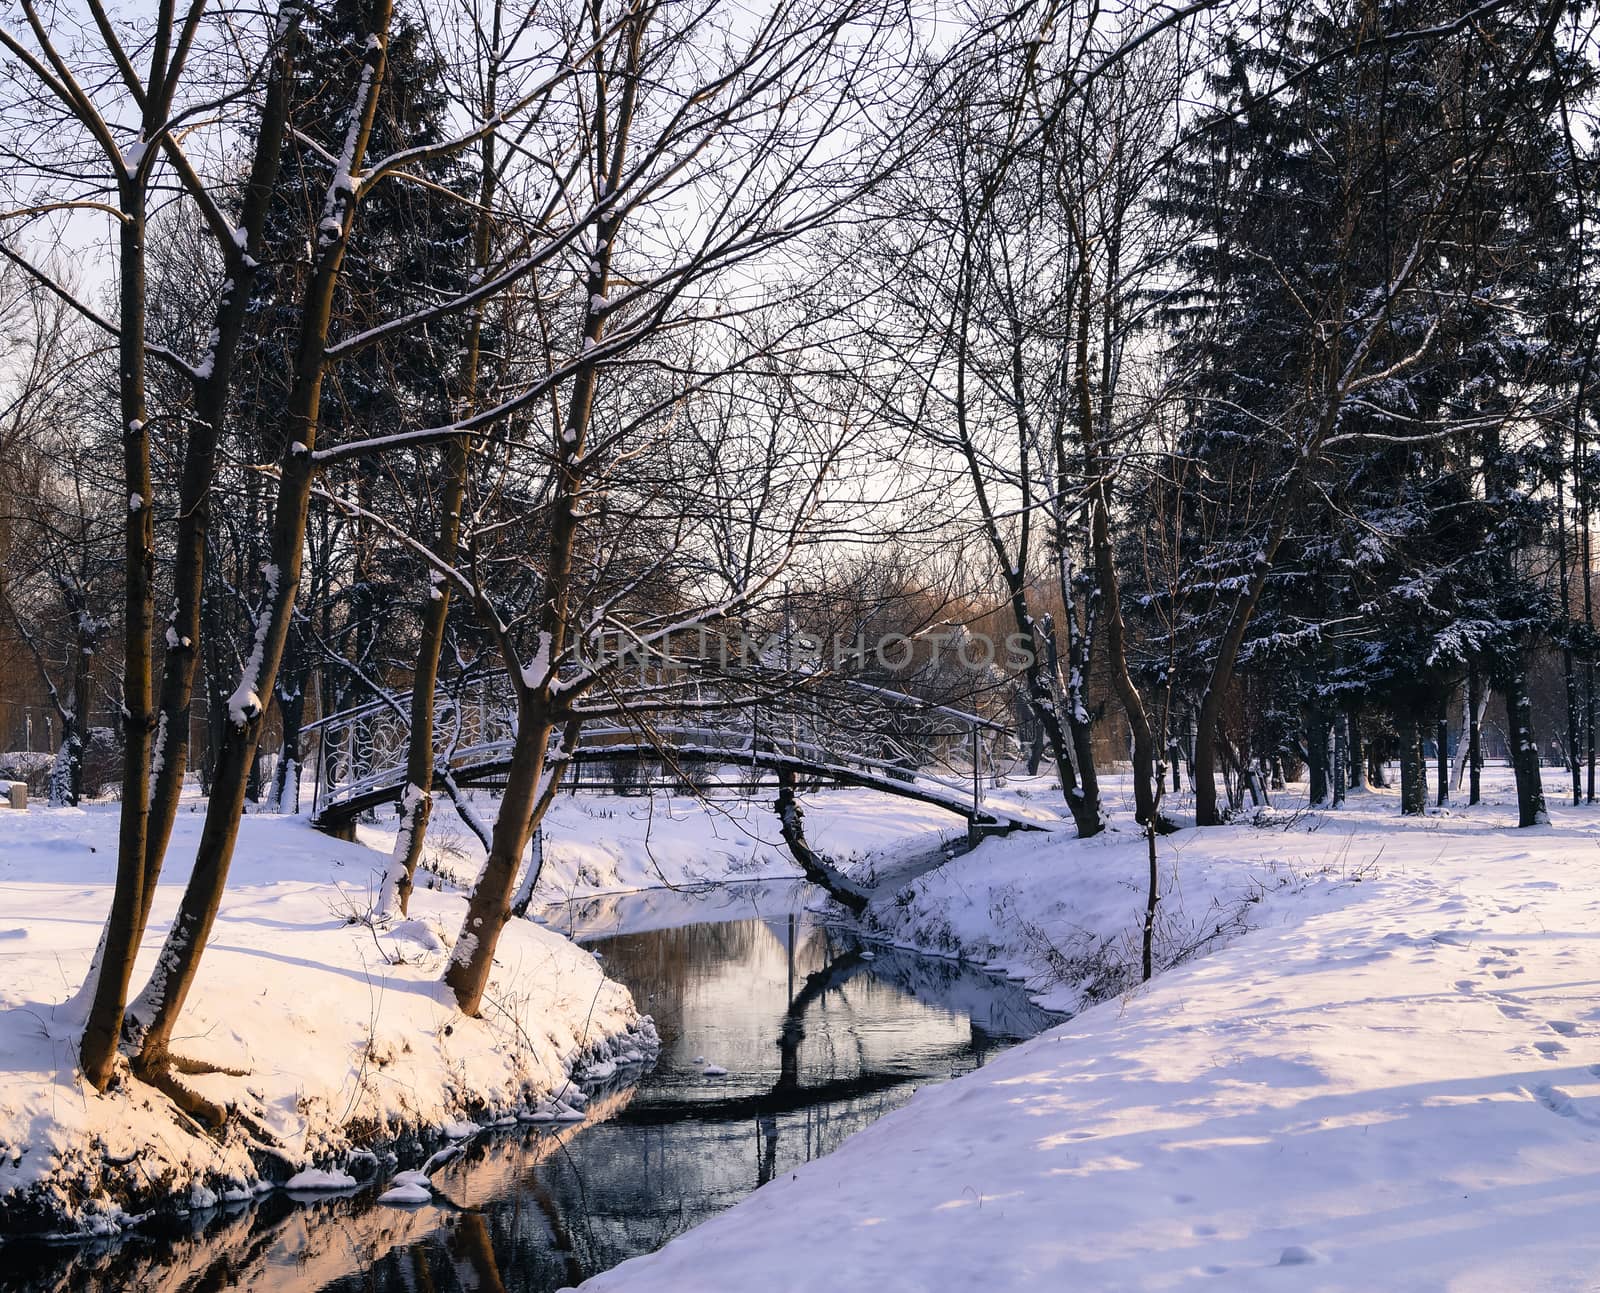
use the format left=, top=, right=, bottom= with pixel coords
left=4, top=881, right=1061, bottom=1292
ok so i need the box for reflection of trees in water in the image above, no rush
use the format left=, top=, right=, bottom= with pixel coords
left=7, top=913, right=1063, bottom=1293
left=586, top=919, right=764, bottom=1042
left=1, top=1188, right=437, bottom=1293
left=0, top=1088, right=638, bottom=1293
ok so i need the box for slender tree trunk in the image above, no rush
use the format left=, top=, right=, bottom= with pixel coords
left=442, top=701, right=558, bottom=1013
left=1558, top=460, right=1581, bottom=805
left=1331, top=708, right=1346, bottom=807
left=142, top=18, right=299, bottom=919
left=1583, top=457, right=1596, bottom=802
left=1070, top=222, right=1166, bottom=832
left=773, top=766, right=870, bottom=914
left=380, top=47, right=499, bottom=915
left=130, top=13, right=393, bottom=1083
left=1468, top=664, right=1483, bottom=805
left=1141, top=817, right=1158, bottom=982
left=445, top=22, right=645, bottom=1011
left=1436, top=702, right=1449, bottom=807
left=81, top=182, right=154, bottom=1091
left=1087, top=471, right=1164, bottom=829
left=1347, top=709, right=1366, bottom=790
left=62, top=598, right=94, bottom=805
left=270, top=624, right=307, bottom=813
left=1307, top=706, right=1328, bottom=805
left=1194, top=487, right=1302, bottom=825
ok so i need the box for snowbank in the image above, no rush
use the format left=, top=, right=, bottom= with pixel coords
left=858, top=777, right=1320, bottom=1014
left=0, top=806, right=656, bottom=1237
left=581, top=768, right=1600, bottom=1290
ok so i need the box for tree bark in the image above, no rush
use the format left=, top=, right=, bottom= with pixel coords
left=142, top=16, right=300, bottom=915
left=1436, top=703, right=1449, bottom=807
left=1307, top=706, right=1329, bottom=805
left=380, top=40, right=499, bottom=916
left=1468, top=664, right=1483, bottom=805
left=81, top=178, right=154, bottom=1090
left=130, top=11, right=393, bottom=1082
left=1068, top=209, right=1167, bottom=832
left=444, top=17, right=644, bottom=1012
left=1398, top=712, right=1425, bottom=815
left=1499, top=651, right=1548, bottom=828
left=1193, top=477, right=1304, bottom=825
left=773, top=766, right=870, bottom=915
left=1331, top=707, right=1347, bottom=807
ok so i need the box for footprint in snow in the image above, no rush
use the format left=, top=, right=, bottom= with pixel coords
left=1547, top=1020, right=1579, bottom=1036
left=1277, top=1246, right=1324, bottom=1267
left=1534, top=1084, right=1581, bottom=1119
left=1534, top=1040, right=1569, bottom=1057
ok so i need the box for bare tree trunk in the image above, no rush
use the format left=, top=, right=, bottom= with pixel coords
left=1468, top=664, right=1483, bottom=805
left=443, top=698, right=557, bottom=1014
left=81, top=179, right=154, bottom=1090
left=1076, top=252, right=1168, bottom=832
left=143, top=15, right=300, bottom=913
left=131, top=11, right=393, bottom=1084
left=1307, top=705, right=1329, bottom=805
left=445, top=18, right=643, bottom=1011
left=1436, top=701, right=1449, bottom=807
left=1558, top=459, right=1582, bottom=805
left=381, top=34, right=499, bottom=916
left=774, top=766, right=870, bottom=914
left=270, top=622, right=307, bottom=813
left=1331, top=708, right=1346, bottom=807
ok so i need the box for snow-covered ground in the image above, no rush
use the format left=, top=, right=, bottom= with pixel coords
left=358, top=783, right=978, bottom=900
left=0, top=804, right=656, bottom=1236
left=582, top=767, right=1600, bottom=1290
left=10, top=763, right=1600, bottom=1287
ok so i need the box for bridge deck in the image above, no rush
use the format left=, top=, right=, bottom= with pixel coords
left=312, top=736, right=1043, bottom=835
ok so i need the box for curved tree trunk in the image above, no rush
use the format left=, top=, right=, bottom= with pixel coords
left=774, top=766, right=870, bottom=914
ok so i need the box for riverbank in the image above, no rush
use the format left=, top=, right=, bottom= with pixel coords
left=0, top=806, right=656, bottom=1237
left=582, top=766, right=1600, bottom=1290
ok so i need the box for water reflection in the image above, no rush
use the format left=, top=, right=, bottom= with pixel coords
left=5, top=888, right=1061, bottom=1292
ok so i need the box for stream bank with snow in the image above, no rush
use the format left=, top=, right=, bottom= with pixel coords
left=580, top=767, right=1600, bottom=1291
left=0, top=807, right=657, bottom=1238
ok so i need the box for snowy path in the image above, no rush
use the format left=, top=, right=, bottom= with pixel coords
left=581, top=788, right=1600, bottom=1290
